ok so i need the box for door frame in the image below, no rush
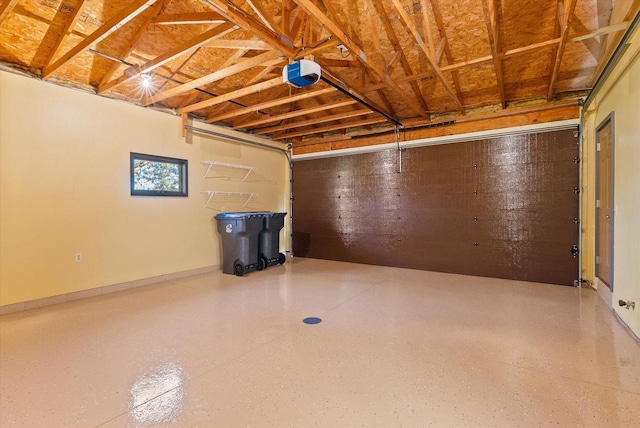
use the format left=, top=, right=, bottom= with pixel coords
left=595, top=112, right=615, bottom=290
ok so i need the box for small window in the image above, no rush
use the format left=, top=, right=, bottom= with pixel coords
left=130, top=153, right=188, bottom=197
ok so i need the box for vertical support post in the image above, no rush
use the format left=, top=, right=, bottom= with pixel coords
left=181, top=113, right=188, bottom=137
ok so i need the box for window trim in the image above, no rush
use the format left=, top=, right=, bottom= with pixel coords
left=130, top=152, right=188, bottom=197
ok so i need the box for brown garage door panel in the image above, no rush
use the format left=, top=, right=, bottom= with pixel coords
left=292, top=129, right=579, bottom=285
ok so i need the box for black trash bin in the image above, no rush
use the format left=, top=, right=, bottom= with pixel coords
left=259, top=212, right=287, bottom=268
left=215, top=212, right=267, bottom=276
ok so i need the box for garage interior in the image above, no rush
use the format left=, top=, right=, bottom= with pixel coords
left=1, top=0, right=639, bottom=426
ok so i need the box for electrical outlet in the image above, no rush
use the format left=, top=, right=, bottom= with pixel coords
left=75, top=253, right=82, bottom=262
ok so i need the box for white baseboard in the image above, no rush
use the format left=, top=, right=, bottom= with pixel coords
left=0, top=265, right=220, bottom=315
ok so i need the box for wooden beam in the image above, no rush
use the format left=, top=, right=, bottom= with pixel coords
left=236, top=99, right=358, bottom=129
left=294, top=100, right=580, bottom=152
left=370, top=0, right=430, bottom=116
left=246, top=0, right=280, bottom=32
left=178, top=77, right=284, bottom=114
left=318, top=67, right=397, bottom=120
left=98, top=0, right=171, bottom=90
left=363, top=38, right=563, bottom=93
left=570, top=21, right=629, bottom=42
left=391, top=0, right=463, bottom=111
left=547, top=0, right=578, bottom=101
left=293, top=0, right=427, bottom=118
left=44, top=0, right=88, bottom=68
left=293, top=38, right=339, bottom=59
left=418, top=0, right=436, bottom=58
left=207, top=87, right=336, bottom=123
left=203, top=39, right=271, bottom=50
left=204, top=0, right=297, bottom=57
left=428, top=0, right=465, bottom=113
left=151, top=12, right=225, bottom=25
left=42, top=0, right=158, bottom=79
left=481, top=0, right=506, bottom=108
left=275, top=117, right=387, bottom=140
left=254, top=109, right=372, bottom=135
left=0, top=0, right=19, bottom=24
left=503, top=38, right=561, bottom=56
left=99, top=22, right=237, bottom=94
left=143, top=50, right=281, bottom=106
left=435, top=37, right=446, bottom=65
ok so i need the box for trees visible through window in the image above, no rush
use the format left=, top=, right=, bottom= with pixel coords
left=130, top=153, right=188, bottom=197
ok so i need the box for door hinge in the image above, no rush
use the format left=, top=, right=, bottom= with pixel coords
left=596, top=255, right=600, bottom=264
left=571, top=245, right=579, bottom=257
left=573, top=187, right=581, bottom=194
left=597, top=143, right=601, bottom=151
left=596, top=199, right=600, bottom=208
left=573, top=217, right=579, bottom=224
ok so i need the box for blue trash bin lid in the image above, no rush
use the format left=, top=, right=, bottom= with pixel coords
left=214, top=212, right=267, bottom=219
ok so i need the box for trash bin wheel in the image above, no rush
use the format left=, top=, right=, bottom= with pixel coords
left=257, top=257, right=266, bottom=271
left=278, top=253, right=286, bottom=265
left=233, top=260, right=244, bottom=277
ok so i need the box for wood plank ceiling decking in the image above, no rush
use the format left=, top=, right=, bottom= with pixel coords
left=0, top=0, right=637, bottom=153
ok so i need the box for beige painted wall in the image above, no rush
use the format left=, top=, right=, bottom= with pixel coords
left=582, top=22, right=640, bottom=336
left=0, top=71, right=289, bottom=306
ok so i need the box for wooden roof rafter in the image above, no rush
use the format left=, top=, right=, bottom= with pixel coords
left=151, top=12, right=226, bottom=25
left=391, top=0, right=464, bottom=113
left=427, top=0, right=465, bottom=113
left=202, top=0, right=297, bottom=57
left=246, top=0, right=281, bottom=32
left=42, top=0, right=160, bottom=80
left=206, top=86, right=337, bottom=123
left=177, top=77, right=285, bottom=114
left=547, top=0, right=578, bottom=101
left=99, top=21, right=237, bottom=94
left=98, top=0, right=172, bottom=89
left=369, top=0, right=430, bottom=117
left=236, top=99, right=359, bottom=129
left=254, top=108, right=372, bottom=135
left=292, top=0, right=428, bottom=119
left=274, top=116, right=387, bottom=140
left=44, top=0, right=88, bottom=68
left=481, top=0, right=506, bottom=108
left=142, top=49, right=282, bottom=105
left=0, top=0, right=19, bottom=25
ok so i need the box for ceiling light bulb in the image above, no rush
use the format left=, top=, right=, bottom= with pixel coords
left=140, top=73, right=152, bottom=88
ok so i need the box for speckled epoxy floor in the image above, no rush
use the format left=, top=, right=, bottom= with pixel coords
left=1, top=258, right=639, bottom=427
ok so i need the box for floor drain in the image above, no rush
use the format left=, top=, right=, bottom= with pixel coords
left=303, top=317, right=322, bottom=325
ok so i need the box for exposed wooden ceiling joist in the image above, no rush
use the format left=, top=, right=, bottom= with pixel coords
left=100, top=22, right=237, bottom=94
left=293, top=0, right=428, bottom=119
left=0, top=0, right=18, bottom=25
left=236, top=99, right=358, bottom=129
left=391, top=0, right=464, bottom=112
left=202, top=0, right=297, bottom=57
left=98, top=0, right=172, bottom=89
left=429, top=0, right=465, bottom=113
left=274, top=116, right=387, bottom=140
left=207, top=86, right=336, bottom=123
left=143, top=50, right=281, bottom=106
left=481, top=0, right=506, bottom=108
left=254, top=109, right=373, bottom=135
left=44, top=0, right=88, bottom=69
left=43, top=0, right=159, bottom=79
left=548, top=0, right=578, bottom=101
left=151, top=12, right=225, bottom=25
